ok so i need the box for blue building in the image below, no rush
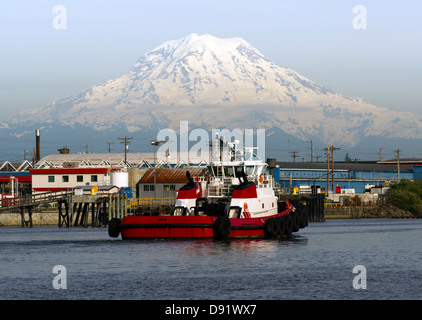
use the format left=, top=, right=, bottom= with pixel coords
left=273, top=161, right=414, bottom=194
left=413, top=165, right=422, bottom=180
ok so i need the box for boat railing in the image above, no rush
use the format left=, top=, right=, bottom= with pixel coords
left=128, top=197, right=175, bottom=207
left=207, top=174, right=275, bottom=197
left=207, top=182, right=234, bottom=198
left=251, top=174, right=274, bottom=189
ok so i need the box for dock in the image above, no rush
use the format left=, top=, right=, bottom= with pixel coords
left=0, top=189, right=128, bottom=227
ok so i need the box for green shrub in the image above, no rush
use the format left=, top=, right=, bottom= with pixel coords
left=388, top=179, right=422, bottom=216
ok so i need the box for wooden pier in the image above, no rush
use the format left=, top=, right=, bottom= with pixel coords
left=0, top=190, right=128, bottom=227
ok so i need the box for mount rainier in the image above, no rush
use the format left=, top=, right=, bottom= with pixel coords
left=2, top=33, right=422, bottom=158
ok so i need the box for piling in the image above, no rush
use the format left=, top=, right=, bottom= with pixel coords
left=305, top=194, right=325, bottom=222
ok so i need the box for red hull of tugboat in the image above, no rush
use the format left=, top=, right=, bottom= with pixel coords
left=115, top=208, right=294, bottom=240
left=120, top=216, right=216, bottom=239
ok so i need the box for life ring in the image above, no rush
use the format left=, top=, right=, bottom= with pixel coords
left=259, top=175, right=264, bottom=183
left=108, top=218, right=121, bottom=238
left=213, top=216, right=231, bottom=240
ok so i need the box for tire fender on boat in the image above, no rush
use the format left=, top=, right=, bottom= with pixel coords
left=283, top=214, right=293, bottom=236
left=277, top=217, right=286, bottom=236
left=298, top=210, right=306, bottom=229
left=292, top=212, right=300, bottom=232
left=264, top=218, right=279, bottom=239
left=213, top=216, right=231, bottom=240
left=108, top=218, right=121, bottom=238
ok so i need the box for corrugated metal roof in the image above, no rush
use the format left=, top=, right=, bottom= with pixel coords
left=138, top=168, right=209, bottom=184
left=378, top=158, right=422, bottom=164
left=36, top=152, right=209, bottom=168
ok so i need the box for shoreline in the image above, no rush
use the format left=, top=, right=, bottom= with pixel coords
left=0, top=206, right=417, bottom=227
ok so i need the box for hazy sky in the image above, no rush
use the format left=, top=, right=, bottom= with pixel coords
left=0, top=0, right=421, bottom=118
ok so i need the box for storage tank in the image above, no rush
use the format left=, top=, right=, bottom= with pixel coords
left=111, top=171, right=129, bottom=188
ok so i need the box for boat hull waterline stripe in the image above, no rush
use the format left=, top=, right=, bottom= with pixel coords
left=120, top=223, right=263, bottom=230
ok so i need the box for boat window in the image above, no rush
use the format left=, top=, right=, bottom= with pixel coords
left=245, top=166, right=254, bottom=176
left=228, top=206, right=241, bottom=218
left=224, top=166, right=234, bottom=177
left=234, top=166, right=244, bottom=178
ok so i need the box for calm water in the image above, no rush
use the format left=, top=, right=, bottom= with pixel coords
left=0, top=219, right=421, bottom=300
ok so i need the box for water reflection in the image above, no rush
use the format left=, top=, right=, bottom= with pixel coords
left=153, top=234, right=309, bottom=258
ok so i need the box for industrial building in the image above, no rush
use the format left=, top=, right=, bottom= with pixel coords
left=29, top=167, right=123, bottom=192
left=136, top=168, right=208, bottom=198
left=29, top=152, right=209, bottom=196
left=274, top=161, right=414, bottom=194
left=0, top=161, right=33, bottom=199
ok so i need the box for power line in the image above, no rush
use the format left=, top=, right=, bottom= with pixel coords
left=308, top=140, right=314, bottom=162
left=289, top=151, right=299, bottom=162
left=323, top=147, right=330, bottom=193
left=107, top=140, right=114, bottom=153
left=118, top=136, right=133, bottom=163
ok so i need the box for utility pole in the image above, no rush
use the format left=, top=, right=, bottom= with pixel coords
left=395, top=149, right=401, bottom=182
left=324, top=147, right=330, bottom=194
left=308, top=140, right=314, bottom=162
left=107, top=140, right=114, bottom=153
left=289, top=151, right=299, bottom=162
left=118, top=136, right=133, bottom=163
left=151, top=140, right=165, bottom=199
left=315, top=155, right=322, bottom=163
left=331, top=146, right=340, bottom=193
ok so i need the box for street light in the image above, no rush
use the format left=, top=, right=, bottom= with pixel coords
left=150, top=140, right=163, bottom=168
left=150, top=140, right=164, bottom=200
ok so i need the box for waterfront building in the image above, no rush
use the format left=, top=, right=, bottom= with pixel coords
left=0, top=161, right=33, bottom=198
left=274, top=161, right=414, bottom=194
left=136, top=168, right=207, bottom=199
left=29, top=152, right=209, bottom=195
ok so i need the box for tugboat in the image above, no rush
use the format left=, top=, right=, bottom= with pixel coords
left=108, top=136, right=307, bottom=240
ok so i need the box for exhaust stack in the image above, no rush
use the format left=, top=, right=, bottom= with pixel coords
left=35, top=129, right=40, bottom=163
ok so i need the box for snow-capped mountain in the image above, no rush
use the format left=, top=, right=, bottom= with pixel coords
left=3, top=33, right=422, bottom=154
